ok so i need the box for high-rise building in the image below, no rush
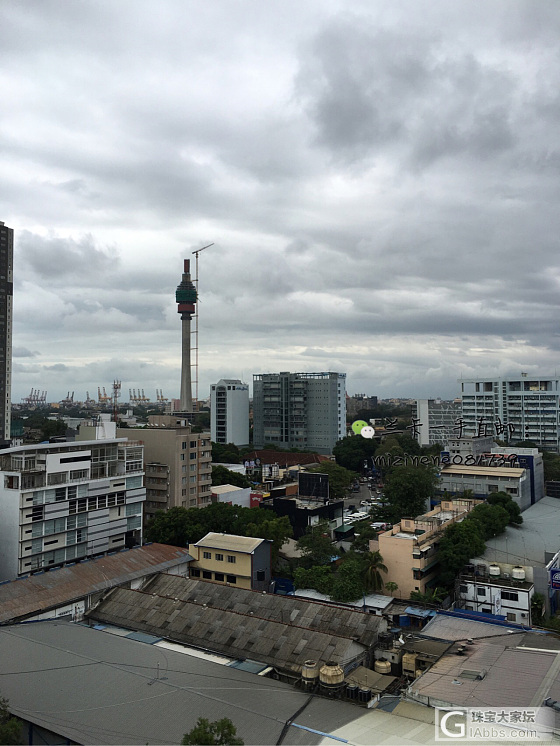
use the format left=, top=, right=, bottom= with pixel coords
left=252, top=372, right=346, bottom=455
left=210, top=379, right=249, bottom=446
left=0, top=437, right=146, bottom=581
left=0, top=222, right=13, bottom=446
left=413, top=399, right=462, bottom=447
left=460, top=376, right=560, bottom=452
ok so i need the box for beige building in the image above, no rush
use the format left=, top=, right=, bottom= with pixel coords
left=370, top=498, right=481, bottom=599
left=118, top=415, right=212, bottom=522
left=188, top=532, right=272, bottom=590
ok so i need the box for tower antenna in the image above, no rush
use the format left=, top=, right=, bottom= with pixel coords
left=191, top=243, right=214, bottom=411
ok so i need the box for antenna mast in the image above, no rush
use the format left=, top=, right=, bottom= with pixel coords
left=191, top=243, right=214, bottom=411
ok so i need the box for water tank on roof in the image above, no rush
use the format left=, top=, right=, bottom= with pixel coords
left=374, top=660, right=391, bottom=675
left=488, top=564, right=501, bottom=577
left=358, top=687, right=372, bottom=703
left=512, top=566, right=526, bottom=581
left=301, top=660, right=320, bottom=683
left=345, top=683, right=358, bottom=699
left=319, top=661, right=345, bottom=693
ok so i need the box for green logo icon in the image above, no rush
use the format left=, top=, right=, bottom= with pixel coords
left=352, top=420, right=369, bottom=435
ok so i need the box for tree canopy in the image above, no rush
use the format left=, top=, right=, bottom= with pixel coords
left=211, top=465, right=251, bottom=488
left=182, top=717, right=244, bottom=745
left=383, top=465, right=438, bottom=522
left=0, top=697, right=21, bottom=745
left=305, top=462, right=356, bottom=500
left=296, top=521, right=338, bottom=567
left=145, top=503, right=292, bottom=563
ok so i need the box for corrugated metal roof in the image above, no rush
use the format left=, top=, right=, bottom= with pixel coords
left=194, top=532, right=265, bottom=552
left=88, top=575, right=384, bottom=674
left=0, top=544, right=192, bottom=623
left=0, top=621, right=361, bottom=745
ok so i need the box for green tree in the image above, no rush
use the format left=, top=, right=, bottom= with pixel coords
left=211, top=442, right=242, bottom=464
left=211, top=465, right=251, bottom=488
left=383, top=465, right=437, bottom=522
left=333, top=435, right=376, bottom=472
left=182, top=717, right=244, bottom=745
left=331, top=555, right=366, bottom=602
left=409, top=587, right=446, bottom=606
left=531, top=592, right=546, bottom=625
left=306, top=462, right=356, bottom=500
left=385, top=581, right=399, bottom=595
left=361, top=550, right=388, bottom=593
left=244, top=515, right=292, bottom=564
left=486, top=492, right=523, bottom=526
left=293, top=565, right=334, bottom=595
left=466, top=503, right=510, bottom=540
left=0, top=697, right=21, bottom=745
left=296, top=521, right=338, bottom=567
left=350, top=521, right=379, bottom=552
left=437, top=520, right=486, bottom=589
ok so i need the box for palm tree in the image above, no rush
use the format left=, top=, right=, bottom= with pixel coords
left=385, top=581, right=399, bottom=596
left=361, top=551, right=388, bottom=593
left=409, top=587, right=446, bottom=606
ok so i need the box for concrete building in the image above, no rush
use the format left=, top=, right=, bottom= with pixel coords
left=0, top=221, right=13, bottom=446
left=118, top=414, right=212, bottom=519
left=439, top=464, right=533, bottom=511
left=188, top=532, right=272, bottom=590
left=253, top=371, right=346, bottom=454
left=0, top=438, right=146, bottom=581
left=460, top=374, right=560, bottom=451
left=346, top=393, right=378, bottom=418
left=455, top=563, right=534, bottom=625
left=210, top=378, right=249, bottom=446
left=370, top=498, right=481, bottom=599
left=414, top=399, right=462, bottom=448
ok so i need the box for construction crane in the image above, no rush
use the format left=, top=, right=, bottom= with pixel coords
left=21, top=389, right=47, bottom=407
left=112, top=380, right=121, bottom=422
left=98, top=387, right=111, bottom=405
left=60, top=391, right=74, bottom=407
left=191, top=242, right=214, bottom=410
left=84, top=391, right=96, bottom=408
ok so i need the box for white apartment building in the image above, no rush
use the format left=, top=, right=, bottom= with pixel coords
left=460, top=375, right=560, bottom=451
left=456, top=563, right=534, bottom=625
left=0, top=438, right=146, bottom=581
left=414, top=399, right=462, bottom=447
left=210, top=379, right=249, bottom=446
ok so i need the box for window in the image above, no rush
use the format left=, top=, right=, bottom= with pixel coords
left=202, top=571, right=212, bottom=580
left=226, top=575, right=236, bottom=584
left=215, top=553, right=223, bottom=561
left=215, top=573, right=224, bottom=582
left=190, top=441, right=196, bottom=448
left=459, top=585, right=468, bottom=594
left=203, top=551, right=211, bottom=560
left=501, top=591, right=519, bottom=602
left=476, top=588, right=486, bottom=597
left=227, top=555, right=236, bottom=564
left=190, top=568, right=201, bottom=578
left=506, top=613, right=517, bottom=622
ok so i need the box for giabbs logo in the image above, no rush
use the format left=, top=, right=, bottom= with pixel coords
left=436, top=709, right=467, bottom=741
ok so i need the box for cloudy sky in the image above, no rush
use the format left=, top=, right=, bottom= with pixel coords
left=3, top=1, right=560, bottom=405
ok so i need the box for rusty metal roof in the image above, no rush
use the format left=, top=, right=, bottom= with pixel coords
left=0, top=544, right=192, bottom=623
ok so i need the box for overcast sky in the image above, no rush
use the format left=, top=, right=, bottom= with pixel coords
left=3, top=1, right=560, bottom=405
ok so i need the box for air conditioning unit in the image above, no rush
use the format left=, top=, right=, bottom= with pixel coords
left=521, top=612, right=528, bottom=618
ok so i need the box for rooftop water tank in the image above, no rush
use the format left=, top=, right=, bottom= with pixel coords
left=488, top=564, right=501, bottom=577
left=512, top=566, right=526, bottom=581
left=319, top=661, right=344, bottom=689
left=301, top=660, right=320, bottom=682
left=374, top=660, right=391, bottom=675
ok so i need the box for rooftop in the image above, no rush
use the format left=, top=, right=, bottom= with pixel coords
left=479, top=496, right=560, bottom=567
left=193, top=532, right=266, bottom=553
left=0, top=621, right=360, bottom=745
left=440, top=465, right=526, bottom=477
left=0, top=544, right=192, bottom=623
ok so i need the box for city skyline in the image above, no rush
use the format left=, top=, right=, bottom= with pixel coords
left=3, top=2, right=560, bottom=403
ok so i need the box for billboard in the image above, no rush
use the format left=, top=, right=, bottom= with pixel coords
left=298, top=472, right=329, bottom=500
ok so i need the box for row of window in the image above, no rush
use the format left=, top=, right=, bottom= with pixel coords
left=202, top=551, right=236, bottom=563
left=23, top=542, right=88, bottom=570
left=459, top=585, right=519, bottom=601
left=190, top=568, right=236, bottom=583
left=25, top=484, right=89, bottom=506
left=69, top=492, right=126, bottom=514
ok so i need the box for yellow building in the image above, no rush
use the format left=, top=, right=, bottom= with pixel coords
left=188, top=532, right=272, bottom=591
left=370, top=498, right=481, bottom=599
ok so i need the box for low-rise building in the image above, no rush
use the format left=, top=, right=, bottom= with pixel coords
left=188, top=532, right=272, bottom=590
left=260, top=494, right=344, bottom=539
left=371, top=498, right=481, bottom=599
left=439, top=464, right=531, bottom=511
left=455, top=563, right=534, bottom=625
